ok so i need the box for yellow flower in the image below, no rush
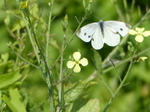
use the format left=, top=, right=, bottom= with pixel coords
left=20, top=1, right=28, bottom=9
left=137, top=57, right=148, bottom=62
left=129, top=27, right=150, bottom=43
left=67, top=52, right=88, bottom=73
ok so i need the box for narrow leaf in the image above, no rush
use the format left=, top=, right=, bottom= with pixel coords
left=77, top=99, right=100, bottom=112
left=0, top=70, right=22, bottom=89
left=2, top=88, right=26, bottom=112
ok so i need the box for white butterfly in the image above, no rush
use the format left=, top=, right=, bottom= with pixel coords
left=76, top=20, right=131, bottom=50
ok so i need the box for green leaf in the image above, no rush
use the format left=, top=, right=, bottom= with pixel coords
left=11, top=19, right=26, bottom=32
left=2, top=88, right=26, bottom=112
left=65, top=80, right=98, bottom=103
left=127, top=41, right=136, bottom=55
left=77, top=99, right=100, bottom=112
left=64, top=80, right=97, bottom=112
left=64, top=82, right=84, bottom=103
left=92, top=50, right=102, bottom=73
left=0, top=53, right=11, bottom=75
left=0, top=70, right=22, bottom=89
left=1, top=53, right=9, bottom=62
left=64, top=81, right=96, bottom=103
left=0, top=61, right=12, bottom=75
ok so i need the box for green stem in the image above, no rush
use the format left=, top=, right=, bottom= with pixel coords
left=101, top=45, right=150, bottom=112
left=112, top=0, right=125, bottom=21
left=103, top=47, right=150, bottom=73
left=21, top=11, right=40, bottom=64
left=51, top=13, right=87, bottom=68
left=46, top=0, right=54, bottom=68
left=27, top=13, right=51, bottom=79
left=102, top=8, right=150, bottom=66
left=9, top=45, right=40, bottom=69
left=21, top=7, right=55, bottom=111
left=133, top=8, right=150, bottom=29
left=57, top=33, right=65, bottom=112
left=44, top=3, right=56, bottom=111
left=99, top=77, right=114, bottom=95
left=102, top=60, right=133, bottom=112
left=87, top=47, right=150, bottom=112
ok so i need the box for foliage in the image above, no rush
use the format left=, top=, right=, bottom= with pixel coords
left=0, top=0, right=150, bottom=112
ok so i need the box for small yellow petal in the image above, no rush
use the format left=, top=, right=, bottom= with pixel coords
left=129, top=30, right=137, bottom=35
left=67, top=61, right=75, bottom=68
left=73, top=64, right=81, bottom=73
left=73, top=52, right=81, bottom=61
left=136, top=27, right=145, bottom=33
left=135, top=35, right=144, bottom=43
left=137, top=57, right=148, bottom=62
left=142, top=31, right=150, bottom=37
left=79, top=58, right=88, bottom=66
left=20, top=1, right=28, bottom=9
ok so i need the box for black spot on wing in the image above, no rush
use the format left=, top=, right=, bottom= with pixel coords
left=111, top=31, right=119, bottom=34
left=120, top=28, right=123, bottom=31
left=116, top=32, right=119, bottom=34
left=88, top=35, right=91, bottom=38
left=84, top=32, right=92, bottom=38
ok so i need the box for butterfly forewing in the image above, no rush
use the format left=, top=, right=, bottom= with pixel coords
left=104, top=21, right=131, bottom=37
left=76, top=23, right=98, bottom=42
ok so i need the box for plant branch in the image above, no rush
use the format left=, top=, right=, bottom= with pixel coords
left=103, top=47, right=150, bottom=73
left=51, top=13, right=87, bottom=68
left=102, top=60, right=133, bottom=112
left=102, top=8, right=150, bottom=66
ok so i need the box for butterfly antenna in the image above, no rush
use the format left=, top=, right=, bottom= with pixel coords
left=75, top=16, right=80, bottom=24
left=89, top=12, right=100, bottom=20
left=90, top=12, right=113, bottom=21
left=101, top=13, right=113, bottom=20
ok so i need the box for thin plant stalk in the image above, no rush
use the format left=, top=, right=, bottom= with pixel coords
left=21, top=8, right=55, bottom=111
left=52, top=13, right=87, bottom=68
left=102, top=8, right=150, bottom=66
left=102, top=60, right=133, bottom=112
left=20, top=11, right=40, bottom=64
left=46, top=0, right=54, bottom=67
left=57, top=32, right=66, bottom=112
left=103, top=47, right=150, bottom=74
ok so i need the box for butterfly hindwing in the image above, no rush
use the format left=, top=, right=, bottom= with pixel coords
left=103, top=25, right=120, bottom=46
left=91, top=27, right=104, bottom=50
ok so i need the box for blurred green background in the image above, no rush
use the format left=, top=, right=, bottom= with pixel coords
left=1, top=0, right=150, bottom=112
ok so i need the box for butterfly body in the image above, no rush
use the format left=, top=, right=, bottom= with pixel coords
left=99, top=21, right=104, bottom=34
left=76, top=20, right=131, bottom=50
